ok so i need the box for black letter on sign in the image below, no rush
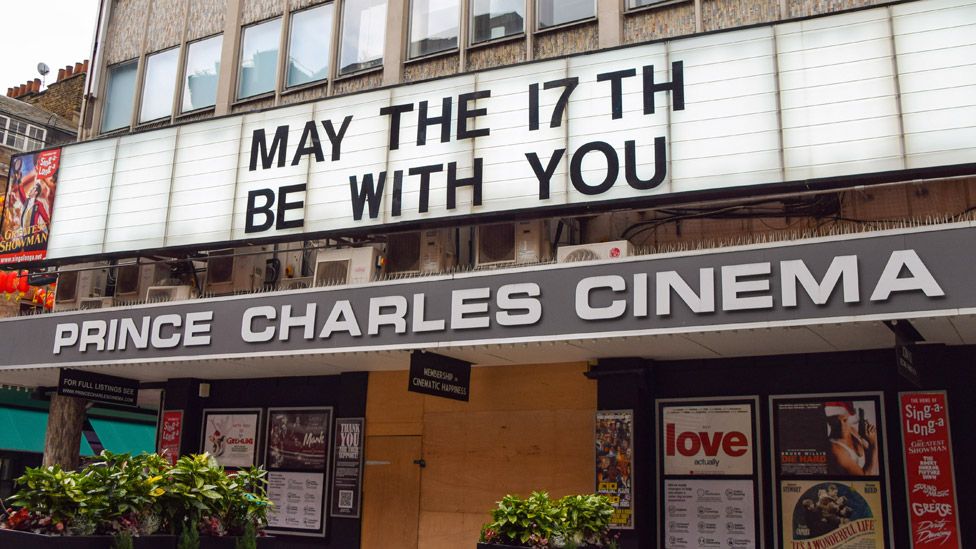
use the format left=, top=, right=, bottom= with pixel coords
left=379, top=103, right=414, bottom=150
left=349, top=172, right=387, bottom=221
left=569, top=141, right=618, bottom=196
left=249, top=125, right=289, bottom=171
left=545, top=78, right=578, bottom=129
left=409, top=164, right=444, bottom=213
left=418, top=97, right=453, bottom=146
left=292, top=121, right=324, bottom=165
left=391, top=170, right=404, bottom=217
left=526, top=149, right=566, bottom=199
left=457, top=90, right=491, bottom=140
left=322, top=115, right=353, bottom=161
left=597, top=68, right=637, bottom=120
left=245, top=189, right=276, bottom=232
left=447, top=158, right=483, bottom=209
left=276, top=184, right=306, bottom=229
left=625, top=137, right=667, bottom=190
left=643, top=61, right=684, bottom=114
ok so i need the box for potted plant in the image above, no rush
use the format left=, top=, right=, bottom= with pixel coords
left=0, top=452, right=273, bottom=549
left=477, top=492, right=618, bottom=549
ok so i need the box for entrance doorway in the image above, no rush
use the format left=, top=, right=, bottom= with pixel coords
left=361, top=435, right=422, bottom=549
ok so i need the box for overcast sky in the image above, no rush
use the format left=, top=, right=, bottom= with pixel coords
left=0, top=0, right=100, bottom=92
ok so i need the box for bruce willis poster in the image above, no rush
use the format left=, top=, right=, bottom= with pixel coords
left=201, top=409, right=260, bottom=468
left=595, top=410, right=634, bottom=528
left=1, top=148, right=60, bottom=264
left=780, top=480, right=884, bottom=549
left=775, top=398, right=881, bottom=477
left=267, top=408, right=332, bottom=471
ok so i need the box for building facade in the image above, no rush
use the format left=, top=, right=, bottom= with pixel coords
left=0, top=0, right=974, bottom=548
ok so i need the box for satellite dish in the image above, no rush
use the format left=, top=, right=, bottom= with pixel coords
left=37, top=63, right=50, bottom=76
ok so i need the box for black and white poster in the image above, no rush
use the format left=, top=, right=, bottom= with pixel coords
left=264, top=406, right=332, bottom=537
left=330, top=417, right=365, bottom=518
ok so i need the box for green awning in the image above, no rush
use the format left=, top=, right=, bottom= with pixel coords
left=0, top=406, right=95, bottom=455
left=88, top=417, right=156, bottom=455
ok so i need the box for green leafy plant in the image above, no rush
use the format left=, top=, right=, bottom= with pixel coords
left=112, top=531, right=134, bottom=549
left=178, top=521, right=200, bottom=549
left=235, top=521, right=258, bottom=549
left=479, top=492, right=618, bottom=548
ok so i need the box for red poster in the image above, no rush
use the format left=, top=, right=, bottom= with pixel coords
left=900, top=392, right=961, bottom=548
left=0, top=148, right=61, bottom=264
left=159, top=410, right=183, bottom=465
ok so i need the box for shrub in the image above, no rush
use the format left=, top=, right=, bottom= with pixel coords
left=479, top=492, right=618, bottom=549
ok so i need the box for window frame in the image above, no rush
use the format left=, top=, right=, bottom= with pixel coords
left=407, top=0, right=461, bottom=61
left=26, top=125, right=46, bottom=151
left=179, top=33, right=224, bottom=116
left=625, top=0, right=686, bottom=13
left=0, top=116, right=8, bottom=146
left=534, top=0, right=597, bottom=32
left=138, top=45, right=182, bottom=125
left=236, top=16, right=284, bottom=101
left=284, top=2, right=335, bottom=90
left=337, top=0, right=389, bottom=77
left=468, top=0, right=526, bottom=46
left=100, top=58, right=139, bottom=134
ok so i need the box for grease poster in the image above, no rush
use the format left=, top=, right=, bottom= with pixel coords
left=1, top=149, right=60, bottom=264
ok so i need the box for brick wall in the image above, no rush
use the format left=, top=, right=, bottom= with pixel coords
left=21, top=74, right=86, bottom=127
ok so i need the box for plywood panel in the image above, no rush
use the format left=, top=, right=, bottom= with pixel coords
left=423, top=362, right=595, bottom=413
left=366, top=370, right=425, bottom=436
left=361, top=436, right=422, bottom=549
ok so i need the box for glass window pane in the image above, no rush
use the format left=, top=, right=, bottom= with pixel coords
left=409, top=0, right=459, bottom=58
left=140, top=48, right=179, bottom=123
left=101, top=60, right=138, bottom=132
left=287, top=4, right=334, bottom=88
left=470, top=0, right=524, bottom=44
left=537, top=0, right=593, bottom=29
left=0, top=116, right=7, bottom=144
left=239, top=18, right=282, bottom=99
left=7, top=120, right=27, bottom=150
left=339, top=0, right=387, bottom=75
left=182, top=35, right=223, bottom=113
left=628, top=0, right=667, bottom=7
left=27, top=126, right=45, bottom=150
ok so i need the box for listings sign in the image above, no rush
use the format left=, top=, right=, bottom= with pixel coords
left=57, top=368, right=138, bottom=406
left=663, top=479, right=756, bottom=549
left=158, top=410, right=183, bottom=465
left=201, top=409, right=260, bottom=468
left=1, top=148, right=60, bottom=264
left=899, top=392, right=960, bottom=549
left=662, top=404, right=754, bottom=476
left=331, top=417, right=365, bottom=519
left=596, top=410, right=634, bottom=529
left=408, top=351, right=471, bottom=401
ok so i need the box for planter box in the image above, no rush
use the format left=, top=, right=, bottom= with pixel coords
left=477, top=543, right=526, bottom=549
left=200, top=535, right=277, bottom=549
left=0, top=530, right=176, bottom=548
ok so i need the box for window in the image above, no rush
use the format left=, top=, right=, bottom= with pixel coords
left=537, top=0, right=593, bottom=29
left=0, top=116, right=7, bottom=145
left=287, top=4, right=334, bottom=88
left=409, top=0, right=459, bottom=58
left=6, top=120, right=28, bottom=150
left=339, top=0, right=387, bottom=75
left=238, top=18, right=282, bottom=99
left=182, top=35, right=222, bottom=113
left=627, top=0, right=668, bottom=7
left=470, top=0, right=524, bottom=44
left=26, top=126, right=45, bottom=150
left=101, top=60, right=138, bottom=132
left=140, top=48, right=179, bottom=123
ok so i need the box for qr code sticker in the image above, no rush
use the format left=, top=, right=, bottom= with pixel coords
left=338, top=489, right=354, bottom=509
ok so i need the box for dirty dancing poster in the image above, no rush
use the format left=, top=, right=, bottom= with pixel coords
left=1, top=148, right=60, bottom=264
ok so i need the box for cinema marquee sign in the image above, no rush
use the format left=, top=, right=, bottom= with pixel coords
left=42, top=1, right=976, bottom=260
left=0, top=225, right=971, bottom=369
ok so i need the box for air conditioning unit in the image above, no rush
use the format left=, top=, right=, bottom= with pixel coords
left=54, top=264, right=109, bottom=311
left=475, top=220, right=550, bottom=268
left=313, top=247, right=382, bottom=287
left=386, top=230, right=456, bottom=274
left=204, top=247, right=269, bottom=295
left=556, top=240, right=634, bottom=263
left=145, top=285, right=195, bottom=302
left=279, top=276, right=313, bottom=290
left=114, top=262, right=171, bottom=301
left=79, top=297, right=115, bottom=310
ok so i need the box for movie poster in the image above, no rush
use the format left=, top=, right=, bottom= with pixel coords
left=780, top=480, right=885, bottom=549
left=596, top=410, right=634, bottom=529
left=663, top=479, right=757, bottom=549
left=662, top=403, right=754, bottom=476
left=1, top=148, right=60, bottom=264
left=158, top=410, right=183, bottom=466
left=200, top=409, right=260, bottom=468
left=266, top=408, right=332, bottom=471
left=775, top=399, right=880, bottom=477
